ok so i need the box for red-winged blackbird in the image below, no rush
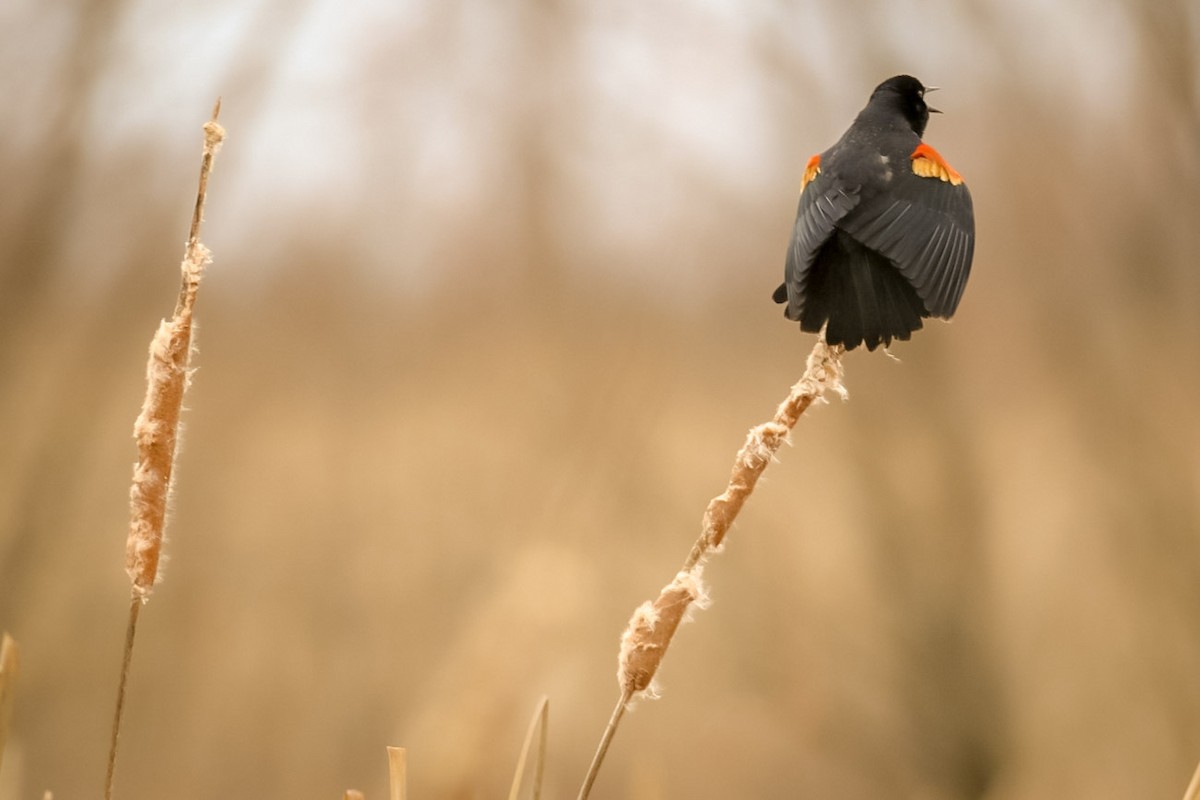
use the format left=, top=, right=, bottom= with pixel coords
left=773, top=75, right=975, bottom=351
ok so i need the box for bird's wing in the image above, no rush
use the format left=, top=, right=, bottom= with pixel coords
left=775, top=154, right=862, bottom=321
left=838, top=143, right=974, bottom=318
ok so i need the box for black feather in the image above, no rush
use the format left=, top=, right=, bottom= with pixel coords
left=799, top=231, right=926, bottom=351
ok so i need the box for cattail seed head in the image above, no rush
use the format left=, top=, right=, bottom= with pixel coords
left=203, top=118, right=225, bottom=154
left=125, top=303, right=199, bottom=599
left=618, top=570, right=707, bottom=697
left=123, top=103, right=221, bottom=601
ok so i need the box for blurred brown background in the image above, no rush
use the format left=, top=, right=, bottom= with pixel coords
left=2, top=0, right=1199, bottom=798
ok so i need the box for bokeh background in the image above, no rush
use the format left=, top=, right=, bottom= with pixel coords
left=2, top=0, right=1199, bottom=797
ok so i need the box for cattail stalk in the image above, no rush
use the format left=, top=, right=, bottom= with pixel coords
left=104, top=100, right=225, bottom=800
left=577, top=339, right=845, bottom=800
left=126, top=101, right=224, bottom=598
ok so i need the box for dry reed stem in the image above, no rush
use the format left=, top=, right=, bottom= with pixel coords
left=0, top=632, right=19, bottom=773
left=388, top=747, right=407, bottom=800
left=576, top=688, right=631, bottom=800
left=103, top=598, right=140, bottom=799
left=507, top=696, right=550, bottom=800
left=104, top=100, right=225, bottom=800
left=578, top=339, right=844, bottom=800
left=1184, top=758, right=1200, bottom=800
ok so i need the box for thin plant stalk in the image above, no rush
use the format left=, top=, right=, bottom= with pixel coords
left=507, top=696, right=550, bottom=800
left=577, top=339, right=845, bottom=800
left=102, top=599, right=139, bottom=797
left=576, top=687, right=631, bottom=800
left=0, top=632, right=19, bottom=773
left=388, top=746, right=407, bottom=800
left=104, top=100, right=225, bottom=800
left=1184, top=758, right=1200, bottom=800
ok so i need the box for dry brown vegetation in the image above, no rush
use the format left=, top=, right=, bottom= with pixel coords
left=1, top=1, right=1199, bottom=798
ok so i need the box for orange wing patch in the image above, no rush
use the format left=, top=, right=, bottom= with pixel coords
left=801, top=154, right=821, bottom=191
left=910, top=143, right=963, bottom=185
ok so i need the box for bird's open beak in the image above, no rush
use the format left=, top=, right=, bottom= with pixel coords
left=925, top=85, right=942, bottom=113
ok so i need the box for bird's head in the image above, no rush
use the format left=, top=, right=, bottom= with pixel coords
left=869, top=75, right=940, bottom=137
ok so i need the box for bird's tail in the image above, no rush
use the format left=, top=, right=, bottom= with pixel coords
left=799, top=231, right=927, bottom=351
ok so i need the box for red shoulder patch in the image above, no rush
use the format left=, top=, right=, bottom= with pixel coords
left=801, top=154, right=821, bottom=191
left=910, top=143, right=963, bottom=185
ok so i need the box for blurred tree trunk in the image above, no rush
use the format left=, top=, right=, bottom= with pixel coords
left=511, top=0, right=576, bottom=303
left=0, top=0, right=122, bottom=347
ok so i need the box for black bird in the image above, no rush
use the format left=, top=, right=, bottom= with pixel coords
left=773, top=75, right=975, bottom=350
